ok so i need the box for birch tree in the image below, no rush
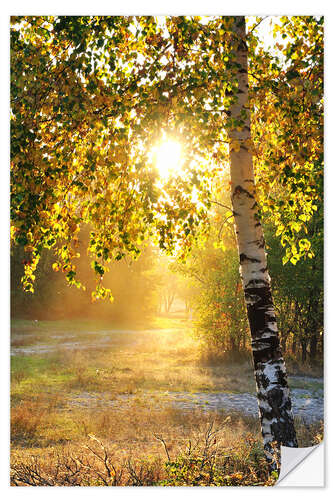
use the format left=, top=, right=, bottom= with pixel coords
left=227, top=17, right=297, bottom=464
left=11, top=15, right=323, bottom=468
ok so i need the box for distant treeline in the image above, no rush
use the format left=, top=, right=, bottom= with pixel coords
left=11, top=240, right=160, bottom=323
left=11, top=217, right=323, bottom=365
left=177, top=216, right=323, bottom=366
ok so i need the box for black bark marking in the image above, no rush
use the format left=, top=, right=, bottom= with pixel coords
left=258, top=237, right=265, bottom=247
left=267, top=387, right=283, bottom=411
left=246, top=278, right=269, bottom=287
left=244, top=285, right=277, bottom=362
left=255, top=372, right=270, bottom=390
left=252, top=342, right=281, bottom=363
left=257, top=383, right=297, bottom=450
left=273, top=365, right=288, bottom=387
left=239, top=253, right=260, bottom=264
left=270, top=407, right=297, bottom=445
left=265, top=313, right=277, bottom=323
left=247, top=237, right=262, bottom=245
left=232, top=185, right=254, bottom=199
left=252, top=328, right=278, bottom=340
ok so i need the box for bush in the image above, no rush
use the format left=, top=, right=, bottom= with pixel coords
left=11, top=423, right=276, bottom=486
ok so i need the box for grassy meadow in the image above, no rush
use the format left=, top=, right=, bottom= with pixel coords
left=10, top=316, right=323, bottom=486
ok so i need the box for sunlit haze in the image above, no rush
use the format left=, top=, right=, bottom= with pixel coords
left=153, top=139, right=183, bottom=179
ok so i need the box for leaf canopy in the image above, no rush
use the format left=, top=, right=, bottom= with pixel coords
left=10, top=16, right=323, bottom=297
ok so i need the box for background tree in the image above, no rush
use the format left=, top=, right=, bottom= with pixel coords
left=11, top=231, right=160, bottom=322
left=175, top=183, right=250, bottom=358
left=266, top=208, right=323, bottom=365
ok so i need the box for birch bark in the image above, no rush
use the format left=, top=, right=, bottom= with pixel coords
left=227, top=16, right=298, bottom=467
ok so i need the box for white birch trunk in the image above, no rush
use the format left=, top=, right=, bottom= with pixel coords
left=227, top=16, right=298, bottom=468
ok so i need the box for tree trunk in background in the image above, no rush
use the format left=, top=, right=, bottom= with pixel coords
left=242, top=330, right=246, bottom=350
left=292, top=335, right=297, bottom=354
left=230, top=336, right=240, bottom=353
left=301, top=339, right=307, bottom=363
left=309, top=333, right=318, bottom=361
left=227, top=16, right=298, bottom=468
left=281, top=335, right=287, bottom=353
left=309, top=294, right=319, bottom=363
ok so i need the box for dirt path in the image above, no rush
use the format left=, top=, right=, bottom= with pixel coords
left=65, top=381, right=323, bottom=424
left=168, top=385, right=323, bottom=423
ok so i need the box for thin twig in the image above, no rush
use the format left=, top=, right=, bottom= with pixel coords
left=247, top=16, right=269, bottom=36
left=210, top=199, right=233, bottom=211
left=154, top=434, right=171, bottom=461
left=218, top=214, right=235, bottom=239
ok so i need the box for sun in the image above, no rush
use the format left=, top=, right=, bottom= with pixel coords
left=153, top=138, right=183, bottom=179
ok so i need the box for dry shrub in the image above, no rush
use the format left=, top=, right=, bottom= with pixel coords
left=11, top=400, right=46, bottom=445
left=198, top=347, right=251, bottom=367
left=295, top=419, right=324, bottom=447
left=11, top=369, right=26, bottom=384
left=11, top=422, right=274, bottom=486
left=11, top=437, right=165, bottom=486
left=11, top=395, right=61, bottom=446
